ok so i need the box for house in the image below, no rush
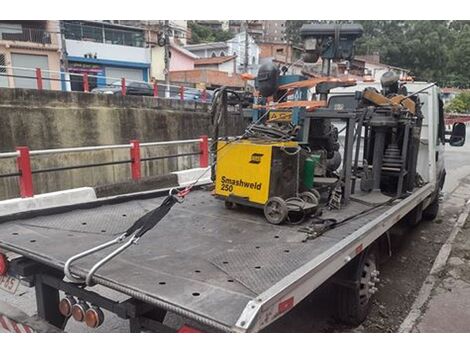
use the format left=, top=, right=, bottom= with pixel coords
left=150, top=40, right=198, bottom=81
left=226, top=32, right=260, bottom=76
left=441, top=87, right=469, bottom=105
left=355, top=54, right=410, bottom=81
left=194, top=55, right=236, bottom=74
left=62, top=20, right=151, bottom=91
left=184, top=42, right=230, bottom=59
left=169, top=69, right=245, bottom=89
left=0, top=21, right=62, bottom=90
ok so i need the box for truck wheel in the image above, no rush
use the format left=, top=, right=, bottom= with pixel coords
left=264, top=197, right=288, bottom=225
left=335, top=249, right=379, bottom=326
left=423, top=196, right=439, bottom=221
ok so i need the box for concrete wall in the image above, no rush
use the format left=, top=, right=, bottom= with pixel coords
left=0, top=88, right=246, bottom=200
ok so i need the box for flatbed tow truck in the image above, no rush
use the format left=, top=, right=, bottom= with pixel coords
left=0, top=24, right=466, bottom=333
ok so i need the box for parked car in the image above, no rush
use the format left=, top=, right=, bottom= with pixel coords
left=91, top=81, right=154, bottom=96
left=169, top=88, right=214, bottom=103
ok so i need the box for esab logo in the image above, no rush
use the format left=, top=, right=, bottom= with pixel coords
left=249, top=153, right=264, bottom=164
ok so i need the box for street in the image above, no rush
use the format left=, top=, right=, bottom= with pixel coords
left=1, top=129, right=470, bottom=333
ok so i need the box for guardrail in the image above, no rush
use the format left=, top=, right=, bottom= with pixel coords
left=0, top=136, right=209, bottom=198
left=0, top=65, right=210, bottom=102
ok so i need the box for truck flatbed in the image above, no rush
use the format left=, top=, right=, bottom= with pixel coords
left=0, top=185, right=433, bottom=332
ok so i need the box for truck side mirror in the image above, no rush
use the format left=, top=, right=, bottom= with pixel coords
left=448, top=122, right=466, bottom=147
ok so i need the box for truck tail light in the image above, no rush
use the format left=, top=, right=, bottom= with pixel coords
left=71, top=301, right=89, bottom=322
left=85, top=306, right=104, bottom=328
left=0, top=253, right=7, bottom=276
left=58, top=296, right=77, bottom=317
left=178, top=324, right=202, bottom=333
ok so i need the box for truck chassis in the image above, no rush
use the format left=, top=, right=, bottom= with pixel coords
left=0, top=183, right=434, bottom=332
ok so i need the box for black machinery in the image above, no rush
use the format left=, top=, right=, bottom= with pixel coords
left=211, top=23, right=428, bottom=223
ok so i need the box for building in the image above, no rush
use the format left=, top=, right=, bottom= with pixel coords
left=441, top=87, right=469, bottom=105
left=110, top=20, right=188, bottom=46
left=0, top=21, right=62, bottom=90
left=183, top=42, right=229, bottom=58
left=262, top=21, right=287, bottom=42
left=258, top=42, right=301, bottom=66
left=185, top=32, right=260, bottom=76
left=194, top=21, right=226, bottom=31
left=194, top=55, right=236, bottom=74
left=226, top=32, right=260, bottom=76
left=62, top=20, right=151, bottom=91
left=169, top=69, right=244, bottom=89
left=229, top=21, right=264, bottom=41
left=150, top=39, right=198, bottom=81
left=355, top=54, right=410, bottom=81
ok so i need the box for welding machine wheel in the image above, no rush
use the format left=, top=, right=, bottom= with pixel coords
left=264, top=197, right=288, bottom=225
left=299, top=192, right=319, bottom=208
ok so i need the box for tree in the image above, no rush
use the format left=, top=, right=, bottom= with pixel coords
left=188, top=22, right=233, bottom=44
left=445, top=92, right=470, bottom=113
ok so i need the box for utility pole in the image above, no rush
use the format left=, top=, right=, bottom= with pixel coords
left=164, top=20, right=171, bottom=97
left=59, top=21, right=71, bottom=91
left=244, top=20, right=249, bottom=74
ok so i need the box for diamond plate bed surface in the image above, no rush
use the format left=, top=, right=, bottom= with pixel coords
left=0, top=190, right=387, bottom=329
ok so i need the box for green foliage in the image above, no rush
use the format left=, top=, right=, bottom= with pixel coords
left=188, top=22, right=233, bottom=44
left=285, top=20, right=470, bottom=88
left=445, top=92, right=470, bottom=113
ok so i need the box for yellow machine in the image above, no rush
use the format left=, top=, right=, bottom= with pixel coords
left=215, top=139, right=299, bottom=205
left=215, top=139, right=319, bottom=224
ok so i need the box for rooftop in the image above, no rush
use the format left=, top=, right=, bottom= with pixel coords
left=184, top=42, right=228, bottom=51
left=195, top=55, right=236, bottom=65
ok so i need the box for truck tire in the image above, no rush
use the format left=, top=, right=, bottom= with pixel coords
left=423, top=195, right=439, bottom=221
left=335, top=249, right=379, bottom=326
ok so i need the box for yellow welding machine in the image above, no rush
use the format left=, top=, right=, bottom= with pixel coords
left=215, top=139, right=300, bottom=206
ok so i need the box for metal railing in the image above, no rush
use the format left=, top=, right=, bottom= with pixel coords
left=0, top=64, right=213, bottom=102
left=0, top=137, right=209, bottom=198
left=63, top=22, right=145, bottom=47
left=1, top=27, right=56, bottom=45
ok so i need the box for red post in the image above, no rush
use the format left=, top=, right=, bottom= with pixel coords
left=199, top=135, right=209, bottom=168
left=130, top=140, right=141, bottom=181
left=16, top=147, right=34, bottom=198
left=35, top=68, right=43, bottom=90
left=121, top=78, right=126, bottom=96
left=83, top=73, right=89, bottom=92
left=153, top=82, right=158, bottom=97
left=201, top=89, right=207, bottom=103
left=179, top=85, right=184, bottom=101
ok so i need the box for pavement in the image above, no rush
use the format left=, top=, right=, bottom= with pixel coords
left=398, top=133, right=470, bottom=333
left=400, top=181, right=470, bottom=333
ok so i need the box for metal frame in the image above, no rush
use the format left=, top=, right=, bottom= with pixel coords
left=9, top=257, right=172, bottom=332
left=234, top=183, right=433, bottom=332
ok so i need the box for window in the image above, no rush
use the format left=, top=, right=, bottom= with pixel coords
left=252, top=56, right=256, bottom=64
left=220, top=52, right=225, bottom=56
left=211, top=52, right=217, bottom=57
left=328, top=95, right=358, bottom=110
left=0, top=53, right=5, bottom=72
left=276, top=48, right=284, bottom=54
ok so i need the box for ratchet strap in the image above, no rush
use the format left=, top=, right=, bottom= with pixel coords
left=124, top=194, right=179, bottom=239
left=64, top=192, right=184, bottom=286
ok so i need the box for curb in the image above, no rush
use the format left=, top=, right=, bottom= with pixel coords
left=398, top=197, right=470, bottom=332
